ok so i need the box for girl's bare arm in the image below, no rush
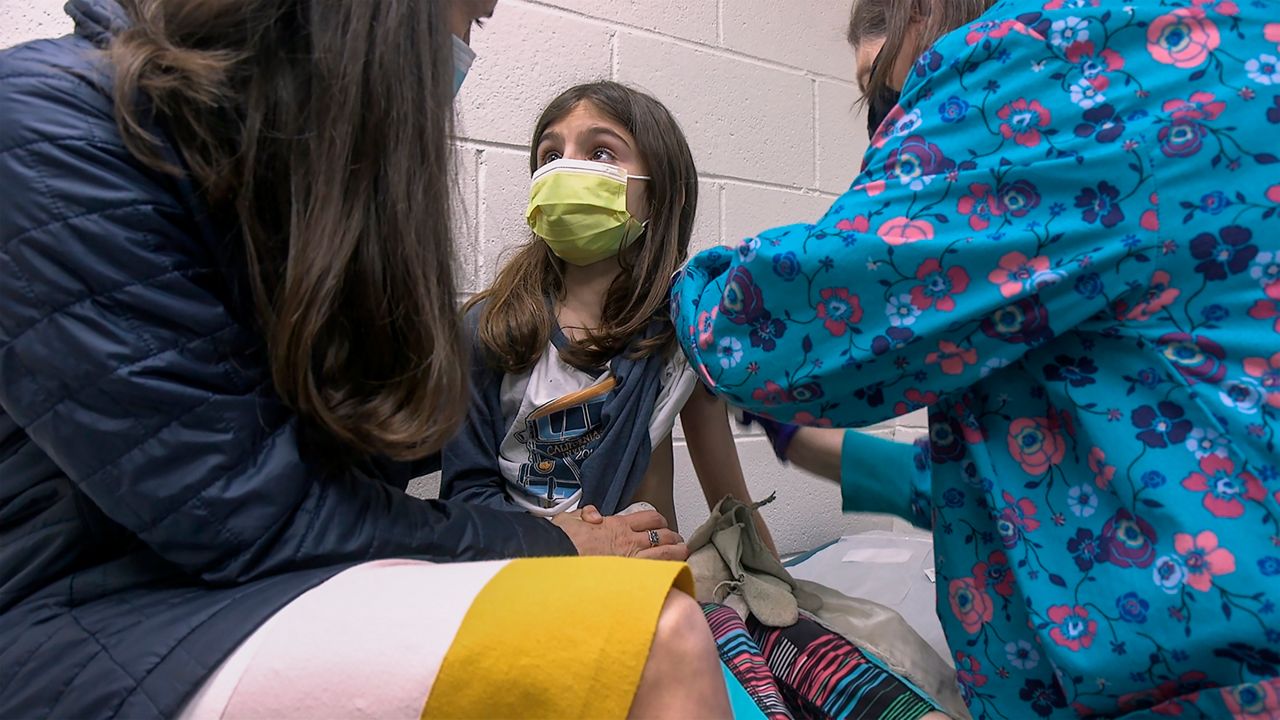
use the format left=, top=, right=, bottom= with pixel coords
left=680, top=388, right=779, bottom=556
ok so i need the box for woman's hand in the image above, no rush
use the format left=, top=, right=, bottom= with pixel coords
left=553, top=506, right=688, bottom=560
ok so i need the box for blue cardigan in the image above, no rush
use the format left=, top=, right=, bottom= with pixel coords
left=0, top=2, right=574, bottom=717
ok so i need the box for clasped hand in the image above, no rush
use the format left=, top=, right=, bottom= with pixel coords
left=552, top=505, right=688, bottom=561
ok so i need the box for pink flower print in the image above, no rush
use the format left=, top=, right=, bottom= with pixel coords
left=696, top=308, right=718, bottom=350
left=1181, top=455, right=1265, bottom=518
left=751, top=381, right=791, bottom=407
left=856, top=179, right=887, bottom=197
left=965, top=18, right=1024, bottom=46
left=997, top=98, right=1052, bottom=147
left=973, top=550, right=1015, bottom=598
left=836, top=215, right=869, bottom=233
left=1267, top=23, right=1280, bottom=46
left=911, top=259, right=970, bottom=312
left=997, top=491, right=1041, bottom=548
left=948, top=576, right=994, bottom=633
left=877, top=216, right=935, bottom=246
left=791, top=411, right=833, bottom=428
left=989, top=251, right=1050, bottom=298
left=893, top=388, right=939, bottom=417
left=1141, top=192, right=1161, bottom=231
left=1163, top=91, right=1227, bottom=121
left=816, top=288, right=863, bottom=337
left=1124, top=270, right=1181, bottom=321
left=1008, top=417, right=1066, bottom=476
left=1048, top=605, right=1097, bottom=651
left=1249, top=298, right=1280, bottom=334
left=1174, top=530, right=1236, bottom=592
left=1147, top=7, right=1220, bottom=68
left=1064, top=40, right=1125, bottom=77
left=1243, top=352, right=1280, bottom=408
left=955, top=652, right=988, bottom=699
left=1088, top=446, right=1115, bottom=490
left=1223, top=681, right=1280, bottom=717
left=927, top=340, right=977, bottom=376
left=957, top=183, right=997, bottom=231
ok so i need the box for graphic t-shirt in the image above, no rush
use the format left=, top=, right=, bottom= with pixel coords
left=498, top=339, right=696, bottom=517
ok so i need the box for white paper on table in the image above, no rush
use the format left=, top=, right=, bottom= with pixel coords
left=841, top=547, right=915, bottom=564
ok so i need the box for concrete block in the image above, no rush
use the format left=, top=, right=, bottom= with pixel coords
left=456, top=2, right=612, bottom=146
left=450, top=147, right=483, bottom=292
left=476, top=147, right=538, bottom=287
left=817, top=80, right=870, bottom=194
left=720, top=0, right=855, bottom=80
left=690, top=181, right=723, bottom=255
left=722, top=183, right=834, bottom=246
left=0, top=0, right=68, bottom=49
left=536, top=0, right=719, bottom=45
left=618, top=33, right=814, bottom=187
left=408, top=472, right=440, bottom=500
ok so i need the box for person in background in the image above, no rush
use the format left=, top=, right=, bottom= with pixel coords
left=0, top=0, right=731, bottom=717
left=443, top=81, right=776, bottom=554
left=674, top=0, right=1280, bottom=716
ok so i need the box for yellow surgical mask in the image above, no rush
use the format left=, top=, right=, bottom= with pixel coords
left=526, top=158, right=649, bottom=266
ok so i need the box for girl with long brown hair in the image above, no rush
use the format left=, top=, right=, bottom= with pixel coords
left=442, top=81, right=776, bottom=551
left=0, top=1, right=731, bottom=717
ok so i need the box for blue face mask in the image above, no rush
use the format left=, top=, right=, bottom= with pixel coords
left=451, top=35, right=476, bottom=97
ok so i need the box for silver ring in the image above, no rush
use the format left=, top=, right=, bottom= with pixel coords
left=648, top=529, right=661, bottom=548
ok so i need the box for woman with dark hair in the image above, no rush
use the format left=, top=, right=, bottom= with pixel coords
left=0, top=0, right=730, bottom=717
left=675, top=0, right=1280, bottom=716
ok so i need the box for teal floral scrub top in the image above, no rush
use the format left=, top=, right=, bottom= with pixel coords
left=671, top=1, right=1280, bottom=717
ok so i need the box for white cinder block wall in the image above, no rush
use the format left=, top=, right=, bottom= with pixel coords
left=2, top=0, right=927, bottom=554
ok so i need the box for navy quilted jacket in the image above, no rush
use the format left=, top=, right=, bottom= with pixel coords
left=0, top=2, right=575, bottom=717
